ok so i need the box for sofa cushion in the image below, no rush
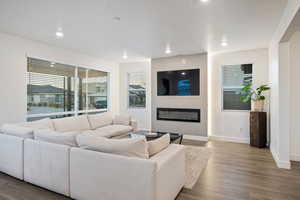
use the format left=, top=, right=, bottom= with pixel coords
left=52, top=115, right=91, bottom=132
left=93, top=125, right=133, bottom=138
left=87, top=112, right=113, bottom=130
left=76, top=135, right=149, bottom=159
left=34, top=129, right=80, bottom=147
left=81, top=125, right=132, bottom=138
left=147, top=134, right=170, bottom=156
left=1, top=124, right=34, bottom=139
left=18, top=118, right=55, bottom=130
left=113, top=115, right=131, bottom=126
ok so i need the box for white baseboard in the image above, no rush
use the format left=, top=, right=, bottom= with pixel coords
left=209, top=135, right=250, bottom=144
left=290, top=154, right=300, bottom=162
left=271, top=148, right=291, bottom=169
left=183, top=135, right=209, bottom=142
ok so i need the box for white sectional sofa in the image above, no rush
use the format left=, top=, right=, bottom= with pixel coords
left=0, top=112, right=185, bottom=200
left=0, top=134, right=24, bottom=179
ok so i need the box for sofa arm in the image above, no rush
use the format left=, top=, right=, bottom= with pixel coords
left=0, top=134, right=24, bottom=180
left=1, top=124, right=34, bottom=139
left=24, top=139, right=71, bottom=196
left=130, top=119, right=138, bottom=131
left=150, top=144, right=186, bottom=200
left=70, top=148, right=157, bottom=200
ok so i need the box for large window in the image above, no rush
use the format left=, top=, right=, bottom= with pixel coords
left=128, top=72, right=146, bottom=108
left=78, top=68, right=108, bottom=111
left=222, top=64, right=252, bottom=111
left=27, top=58, right=108, bottom=120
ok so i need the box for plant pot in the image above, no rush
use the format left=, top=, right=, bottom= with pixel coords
left=252, top=100, right=265, bottom=112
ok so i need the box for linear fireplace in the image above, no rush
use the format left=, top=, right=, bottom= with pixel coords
left=157, top=108, right=201, bottom=123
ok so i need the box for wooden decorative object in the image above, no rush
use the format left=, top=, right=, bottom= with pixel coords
left=250, top=112, right=267, bottom=148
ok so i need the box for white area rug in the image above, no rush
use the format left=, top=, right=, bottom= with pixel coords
left=184, top=145, right=211, bottom=189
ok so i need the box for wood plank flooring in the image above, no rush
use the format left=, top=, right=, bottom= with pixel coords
left=0, top=140, right=299, bottom=200
left=178, top=140, right=300, bottom=200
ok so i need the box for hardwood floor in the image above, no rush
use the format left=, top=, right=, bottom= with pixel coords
left=0, top=140, right=299, bottom=200
left=178, top=140, right=300, bottom=200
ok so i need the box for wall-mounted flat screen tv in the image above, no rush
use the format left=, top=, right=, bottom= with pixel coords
left=157, top=69, right=200, bottom=96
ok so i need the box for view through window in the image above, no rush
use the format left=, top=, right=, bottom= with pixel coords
left=222, top=64, right=252, bottom=111
left=27, top=58, right=108, bottom=121
left=128, top=72, right=146, bottom=108
left=78, top=68, right=108, bottom=111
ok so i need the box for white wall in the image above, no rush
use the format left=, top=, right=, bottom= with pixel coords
left=0, top=32, right=119, bottom=125
left=119, top=61, right=152, bottom=130
left=209, top=49, right=269, bottom=143
left=268, top=0, right=300, bottom=169
left=289, top=31, right=300, bottom=161
left=151, top=54, right=208, bottom=137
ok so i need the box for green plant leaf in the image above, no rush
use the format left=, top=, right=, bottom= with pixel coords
left=240, top=96, right=248, bottom=101
left=241, top=83, right=252, bottom=91
left=260, top=96, right=266, bottom=100
left=240, top=83, right=270, bottom=102
left=259, top=85, right=269, bottom=90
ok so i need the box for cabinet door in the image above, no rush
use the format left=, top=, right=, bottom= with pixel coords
left=250, top=112, right=267, bottom=148
left=258, top=113, right=267, bottom=147
left=250, top=112, right=258, bottom=146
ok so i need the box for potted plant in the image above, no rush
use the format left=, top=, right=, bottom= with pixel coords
left=240, top=84, right=270, bottom=112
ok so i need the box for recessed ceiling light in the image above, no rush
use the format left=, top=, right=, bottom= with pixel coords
left=201, top=0, right=209, bottom=2
left=56, top=30, right=64, bottom=38
left=123, top=52, right=128, bottom=59
left=165, top=49, right=171, bottom=54
left=55, top=27, right=64, bottom=38
left=165, top=45, right=172, bottom=54
left=221, top=41, right=228, bottom=47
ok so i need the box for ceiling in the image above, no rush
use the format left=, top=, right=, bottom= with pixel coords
left=0, top=0, right=287, bottom=63
left=282, top=8, right=300, bottom=42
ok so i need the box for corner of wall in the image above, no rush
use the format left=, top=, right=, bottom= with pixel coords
left=271, top=146, right=291, bottom=169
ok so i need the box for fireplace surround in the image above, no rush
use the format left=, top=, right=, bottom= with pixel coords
left=157, top=108, right=201, bottom=123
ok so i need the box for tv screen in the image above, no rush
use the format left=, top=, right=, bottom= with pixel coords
left=157, top=69, right=200, bottom=96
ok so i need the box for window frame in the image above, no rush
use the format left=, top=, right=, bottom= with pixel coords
left=26, top=57, right=109, bottom=120
left=221, top=64, right=253, bottom=112
left=77, top=68, right=109, bottom=112
left=127, top=72, right=146, bottom=109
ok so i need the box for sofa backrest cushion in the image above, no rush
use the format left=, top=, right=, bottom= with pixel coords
left=87, top=125, right=133, bottom=138
left=87, top=112, right=113, bottom=130
left=34, top=129, right=80, bottom=147
left=76, top=134, right=149, bottom=159
left=147, top=134, right=170, bottom=156
left=113, top=115, right=131, bottom=126
left=18, top=118, right=55, bottom=130
left=52, top=115, right=91, bottom=132
left=1, top=124, right=34, bottom=139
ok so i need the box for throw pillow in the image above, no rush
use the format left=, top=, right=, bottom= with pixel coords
left=87, top=112, right=113, bottom=129
left=52, top=115, right=91, bottom=132
left=76, top=134, right=149, bottom=159
left=34, top=129, right=80, bottom=147
left=18, top=118, right=55, bottom=130
left=113, top=115, right=131, bottom=126
left=147, top=134, right=170, bottom=156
